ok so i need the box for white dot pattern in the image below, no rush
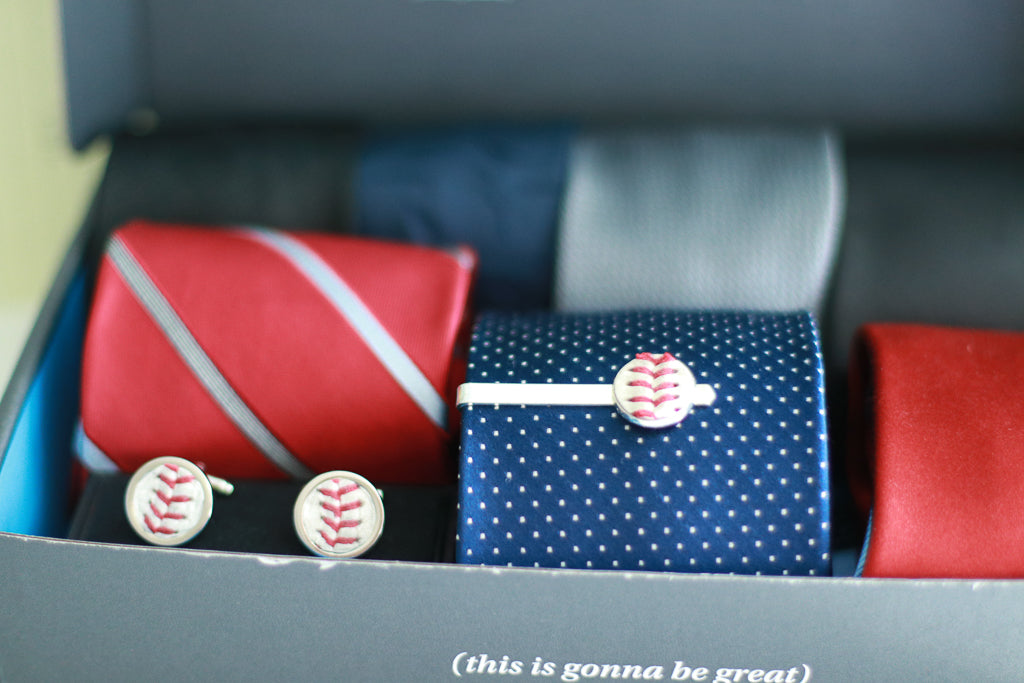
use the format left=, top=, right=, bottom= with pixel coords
left=456, top=311, right=830, bottom=576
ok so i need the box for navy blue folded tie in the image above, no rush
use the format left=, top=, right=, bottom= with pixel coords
left=355, top=124, right=572, bottom=310
left=456, top=311, right=831, bottom=576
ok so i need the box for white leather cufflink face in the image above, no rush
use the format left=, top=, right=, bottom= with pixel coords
left=292, top=471, right=385, bottom=559
left=124, top=456, right=233, bottom=547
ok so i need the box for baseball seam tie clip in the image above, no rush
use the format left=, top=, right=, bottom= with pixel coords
left=457, top=352, right=716, bottom=429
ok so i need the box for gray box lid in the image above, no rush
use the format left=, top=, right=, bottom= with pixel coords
left=61, top=0, right=1024, bottom=149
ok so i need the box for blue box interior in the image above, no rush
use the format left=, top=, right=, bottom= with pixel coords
left=0, top=270, right=88, bottom=536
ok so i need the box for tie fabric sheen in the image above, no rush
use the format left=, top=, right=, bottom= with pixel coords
left=553, top=127, right=844, bottom=318
left=848, top=323, right=1024, bottom=579
left=78, top=220, right=475, bottom=484
left=457, top=311, right=831, bottom=575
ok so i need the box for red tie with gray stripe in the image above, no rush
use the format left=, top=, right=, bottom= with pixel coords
left=79, top=220, right=476, bottom=484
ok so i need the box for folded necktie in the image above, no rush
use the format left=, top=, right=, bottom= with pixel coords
left=456, top=311, right=831, bottom=575
left=355, top=124, right=572, bottom=310
left=95, top=127, right=358, bottom=236
left=78, top=220, right=476, bottom=484
left=553, top=127, right=844, bottom=317
left=848, top=323, right=1024, bottom=578
left=825, top=148, right=1024, bottom=370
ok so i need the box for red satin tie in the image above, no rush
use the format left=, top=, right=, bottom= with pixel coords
left=81, top=220, right=476, bottom=484
left=848, top=323, right=1024, bottom=578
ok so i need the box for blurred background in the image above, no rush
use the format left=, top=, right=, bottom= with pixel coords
left=0, top=1, right=108, bottom=386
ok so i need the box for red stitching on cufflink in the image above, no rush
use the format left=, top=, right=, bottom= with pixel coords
left=317, top=479, right=362, bottom=548
left=143, top=463, right=195, bottom=535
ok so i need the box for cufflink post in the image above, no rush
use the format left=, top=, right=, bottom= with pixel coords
left=206, top=474, right=234, bottom=496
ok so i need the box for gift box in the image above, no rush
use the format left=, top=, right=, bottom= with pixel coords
left=3, top=1, right=1024, bottom=679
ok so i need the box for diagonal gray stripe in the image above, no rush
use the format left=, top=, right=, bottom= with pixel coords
left=241, top=227, right=447, bottom=429
left=73, top=420, right=118, bottom=473
left=107, top=236, right=312, bottom=479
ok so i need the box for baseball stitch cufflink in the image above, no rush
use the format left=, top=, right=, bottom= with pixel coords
left=293, top=471, right=385, bottom=559
left=124, top=456, right=234, bottom=547
left=125, top=459, right=384, bottom=556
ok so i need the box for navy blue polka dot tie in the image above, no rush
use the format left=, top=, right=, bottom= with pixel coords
left=455, top=311, right=830, bottom=576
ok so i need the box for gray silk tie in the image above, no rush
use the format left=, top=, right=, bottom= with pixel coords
left=554, top=127, right=844, bottom=317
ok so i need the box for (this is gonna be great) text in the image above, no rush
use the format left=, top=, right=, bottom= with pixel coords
left=451, top=653, right=813, bottom=683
